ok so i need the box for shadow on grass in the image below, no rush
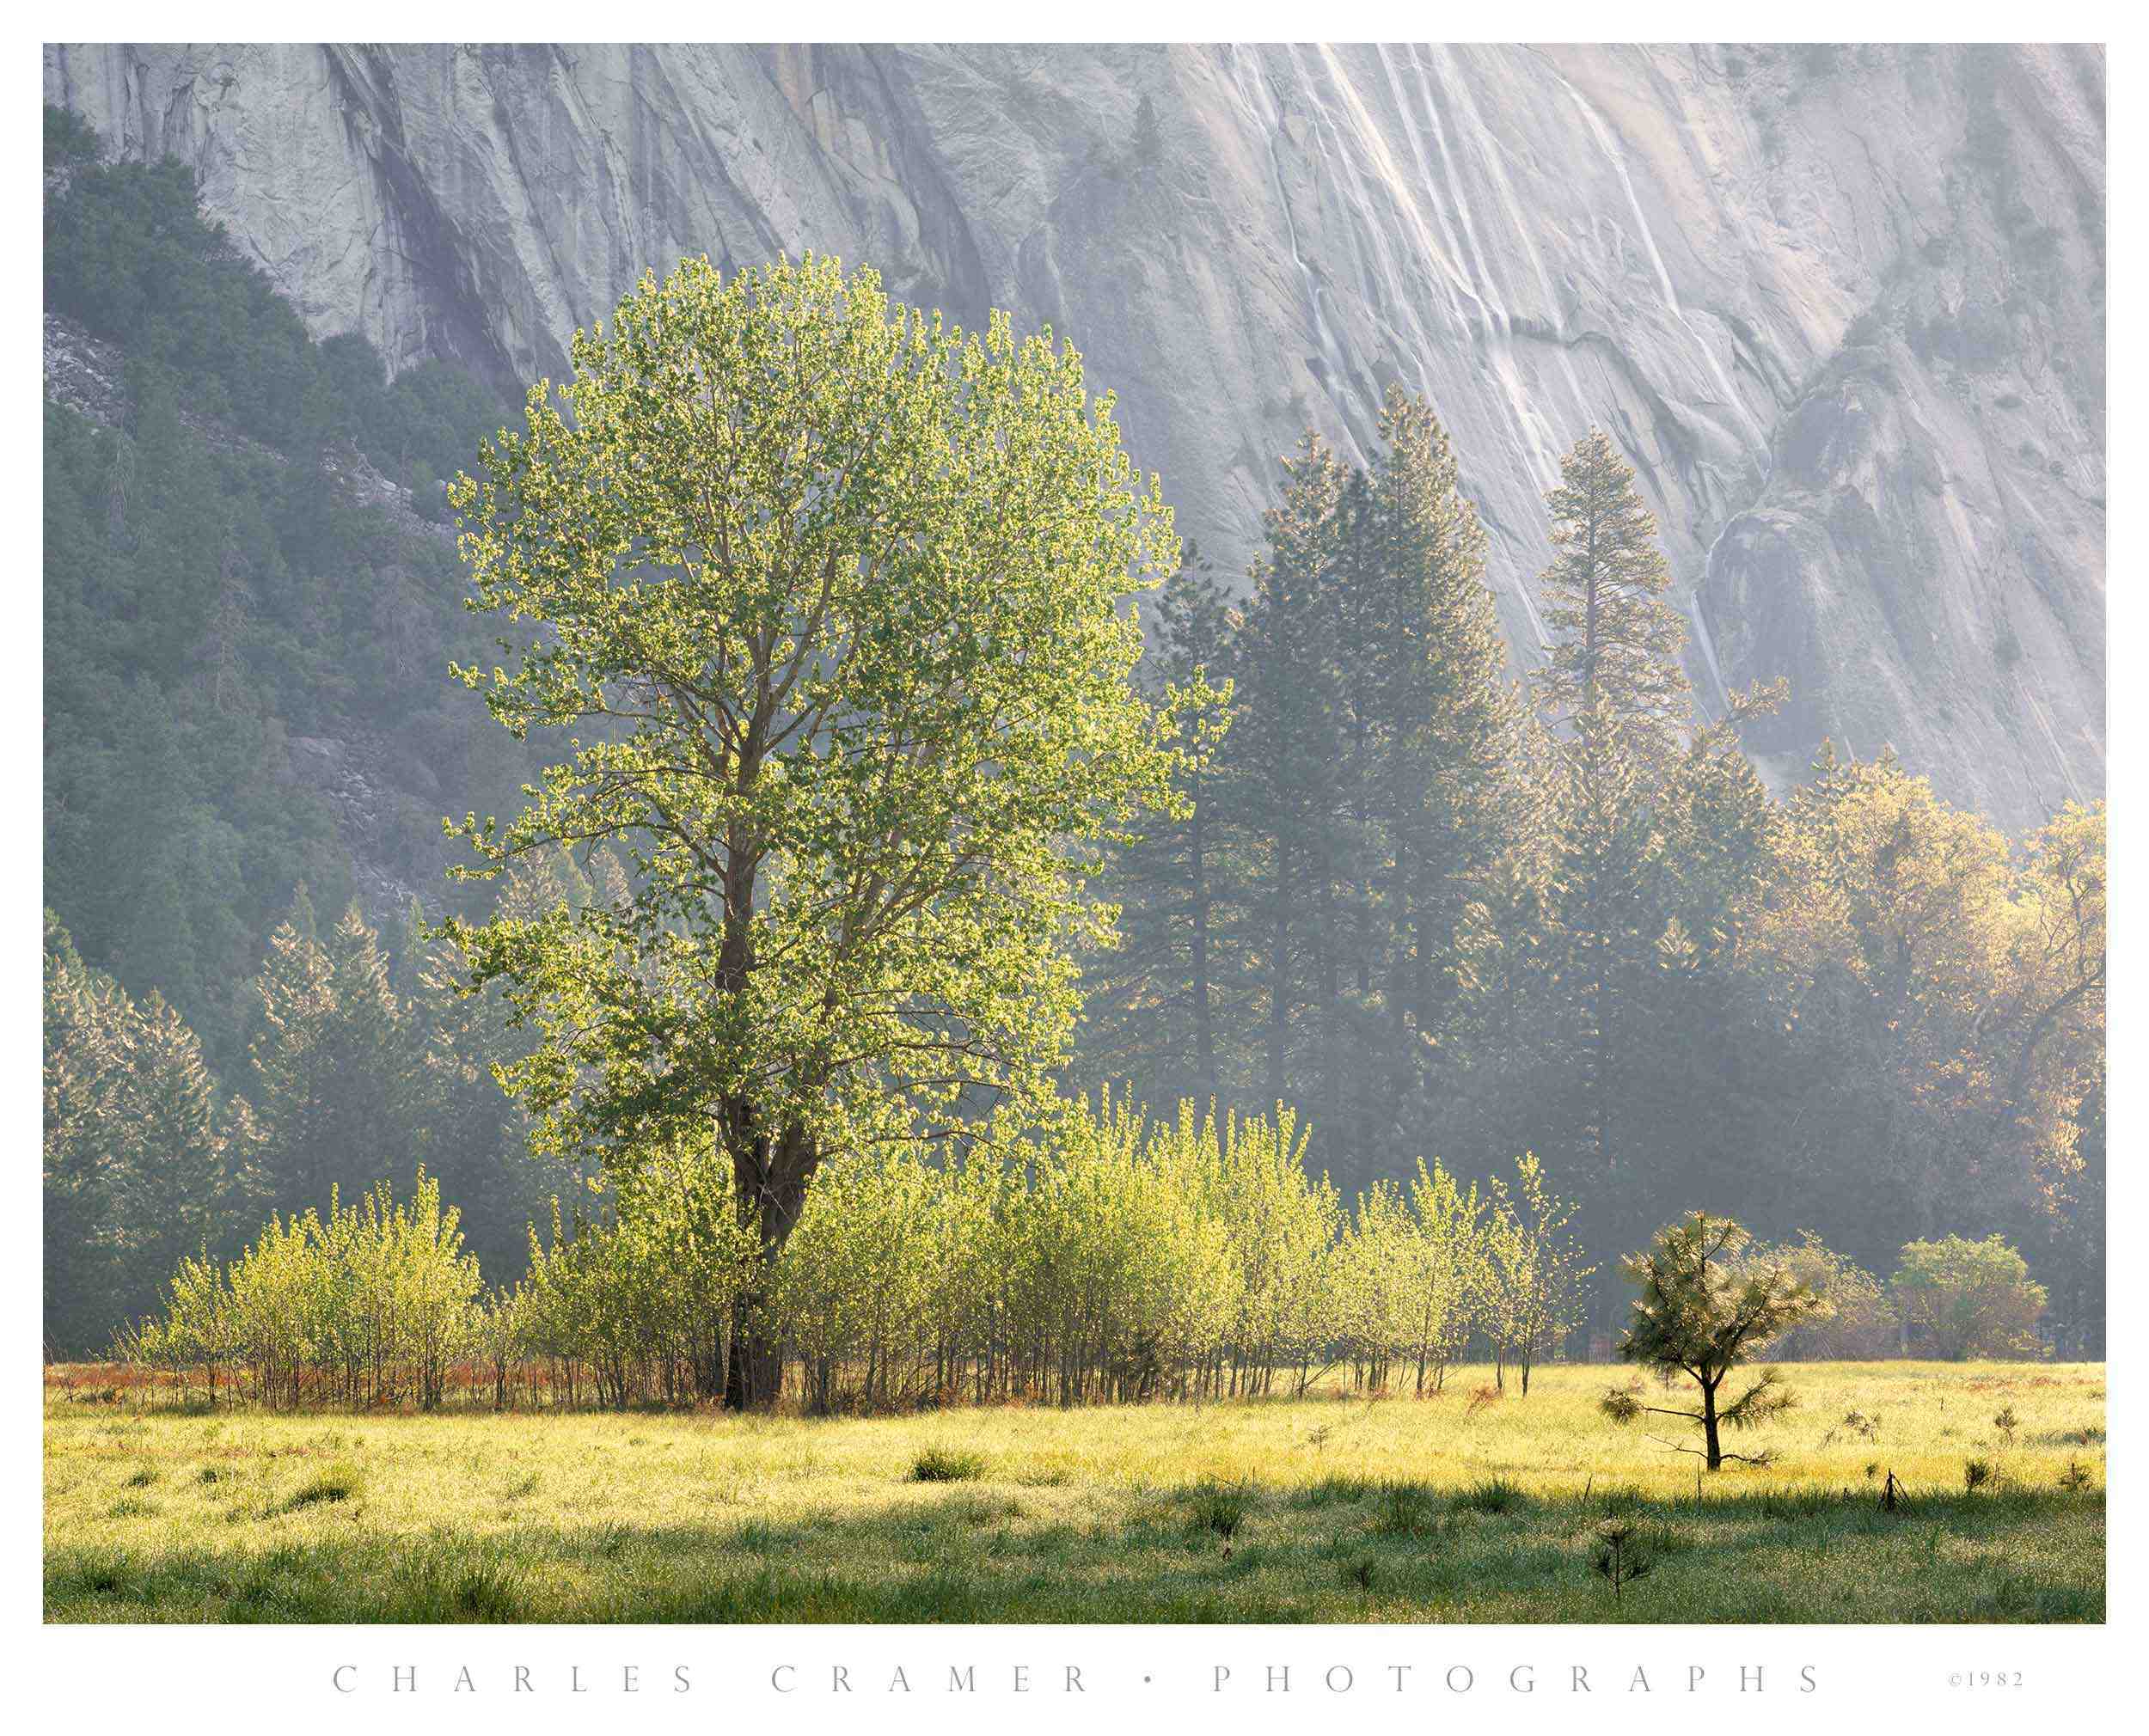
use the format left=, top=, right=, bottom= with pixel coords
left=46, top=1485, right=2105, bottom=1626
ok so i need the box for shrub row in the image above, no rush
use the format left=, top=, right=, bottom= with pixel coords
left=117, top=1100, right=2052, bottom=1412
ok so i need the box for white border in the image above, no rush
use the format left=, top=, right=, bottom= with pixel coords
left=9, top=9, right=2131, bottom=1727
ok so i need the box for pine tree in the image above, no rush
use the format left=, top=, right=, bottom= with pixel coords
left=390, top=894, right=430, bottom=999
left=247, top=896, right=422, bottom=1214
left=1602, top=1213, right=1823, bottom=1470
left=322, top=900, right=419, bottom=1165
left=1527, top=432, right=1695, bottom=1265
left=1632, top=711, right=1786, bottom=1224
left=1231, top=431, right=1351, bottom=1125
left=1081, top=544, right=1248, bottom=1106
left=43, top=914, right=129, bottom=1354
left=43, top=913, right=254, bottom=1352
left=1547, top=697, right=1664, bottom=1201
left=111, top=992, right=249, bottom=1319
left=1531, top=428, right=1689, bottom=745
left=1355, top=388, right=1517, bottom=1122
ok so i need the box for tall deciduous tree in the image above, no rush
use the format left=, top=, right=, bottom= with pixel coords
left=443, top=254, right=1185, bottom=1408
left=1483, top=1152, right=1594, bottom=1394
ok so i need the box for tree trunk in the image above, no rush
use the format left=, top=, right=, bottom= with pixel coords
left=1701, top=1376, right=1723, bottom=1470
left=1190, top=790, right=1215, bottom=1100
left=722, top=1104, right=817, bottom=1410
left=1267, top=827, right=1290, bottom=1108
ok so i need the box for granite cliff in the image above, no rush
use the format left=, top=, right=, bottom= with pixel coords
left=45, top=42, right=2105, bottom=828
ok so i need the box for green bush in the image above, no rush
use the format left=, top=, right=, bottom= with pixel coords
left=1740, top=1231, right=1901, bottom=1359
left=1891, top=1235, right=2048, bottom=1360
left=128, top=1171, right=481, bottom=1409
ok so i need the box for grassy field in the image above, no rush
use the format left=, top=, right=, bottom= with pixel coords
left=45, top=1360, right=2104, bottom=1623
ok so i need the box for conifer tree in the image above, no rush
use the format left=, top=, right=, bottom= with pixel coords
left=1527, top=432, right=1693, bottom=1252
left=1602, top=1212, right=1824, bottom=1469
left=43, top=913, right=255, bottom=1351
left=113, top=991, right=251, bottom=1305
left=1232, top=431, right=1350, bottom=1122
left=43, top=915, right=128, bottom=1353
left=248, top=896, right=422, bottom=1214
left=1079, top=544, right=1246, bottom=1107
left=1549, top=695, right=1665, bottom=1198
left=1356, top=388, right=1517, bottom=1110
left=1531, top=427, right=1690, bottom=744
left=390, top=894, right=430, bottom=999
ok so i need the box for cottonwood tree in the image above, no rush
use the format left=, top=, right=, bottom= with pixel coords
left=1602, top=1212, right=1825, bottom=1469
left=443, top=254, right=1185, bottom=1408
left=1483, top=1152, right=1593, bottom=1394
left=1401, top=1157, right=1489, bottom=1394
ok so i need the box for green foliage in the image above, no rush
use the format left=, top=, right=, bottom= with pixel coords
left=1591, top=1517, right=1653, bottom=1598
left=1891, top=1236, right=2048, bottom=1360
left=1077, top=543, right=1248, bottom=1105
left=1481, top=1155, right=1595, bottom=1393
left=41, top=107, right=530, bottom=1065
left=517, top=1145, right=758, bottom=1408
left=122, top=1097, right=1558, bottom=1412
left=43, top=914, right=257, bottom=1354
left=1453, top=1475, right=1525, bottom=1514
left=1079, top=412, right=2101, bottom=1355
left=44, top=106, right=501, bottom=479
left=1136, top=390, right=1521, bottom=1191
left=1529, top=427, right=1689, bottom=738
left=912, top=1449, right=989, bottom=1484
left=285, top=1465, right=363, bottom=1510
left=127, top=1171, right=481, bottom=1409
left=442, top=253, right=1185, bottom=1402
left=43, top=100, right=2103, bottom=1369
left=1737, top=1232, right=1901, bottom=1360
left=1607, top=1213, right=1826, bottom=1470
left=246, top=896, right=421, bottom=1214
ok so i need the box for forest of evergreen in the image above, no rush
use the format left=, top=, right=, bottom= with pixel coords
left=41, top=107, right=2104, bottom=1375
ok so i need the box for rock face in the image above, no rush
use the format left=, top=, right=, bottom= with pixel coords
left=46, top=43, right=2104, bottom=829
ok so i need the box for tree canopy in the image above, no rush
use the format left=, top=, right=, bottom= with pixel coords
left=443, top=254, right=1191, bottom=1402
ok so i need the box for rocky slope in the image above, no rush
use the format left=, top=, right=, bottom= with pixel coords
left=45, top=43, right=2104, bottom=829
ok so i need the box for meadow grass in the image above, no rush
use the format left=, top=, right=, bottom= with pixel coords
left=44, top=1360, right=2103, bottom=1623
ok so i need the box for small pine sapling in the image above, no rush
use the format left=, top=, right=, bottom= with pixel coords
left=1592, top=1519, right=1654, bottom=1600
left=1601, top=1213, right=1827, bottom=1470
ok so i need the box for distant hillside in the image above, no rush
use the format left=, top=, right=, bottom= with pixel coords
left=42, top=107, right=538, bottom=1064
